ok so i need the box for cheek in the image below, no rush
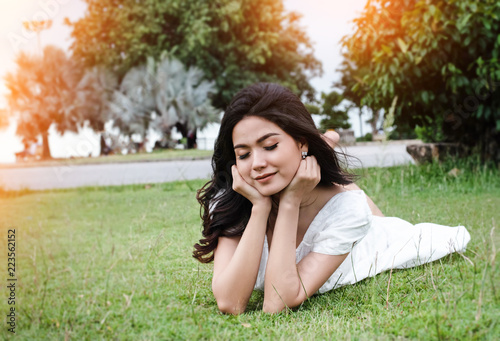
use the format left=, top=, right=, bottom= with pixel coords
left=236, top=160, right=252, bottom=180
left=276, top=159, right=301, bottom=185
left=284, top=156, right=302, bottom=175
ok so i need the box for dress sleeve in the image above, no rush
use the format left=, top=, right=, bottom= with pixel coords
left=308, top=190, right=373, bottom=255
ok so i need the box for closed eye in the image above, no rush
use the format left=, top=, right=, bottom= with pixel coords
left=237, top=143, right=277, bottom=160
left=264, top=143, right=278, bottom=151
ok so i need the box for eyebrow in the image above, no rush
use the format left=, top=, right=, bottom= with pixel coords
left=233, top=133, right=280, bottom=149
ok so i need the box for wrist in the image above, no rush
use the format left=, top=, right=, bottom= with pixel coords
left=252, top=200, right=272, bottom=214
left=277, top=198, right=301, bottom=212
left=279, top=193, right=302, bottom=208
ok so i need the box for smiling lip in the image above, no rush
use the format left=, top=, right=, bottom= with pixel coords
left=255, top=172, right=276, bottom=183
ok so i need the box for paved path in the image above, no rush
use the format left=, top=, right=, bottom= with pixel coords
left=0, top=144, right=414, bottom=191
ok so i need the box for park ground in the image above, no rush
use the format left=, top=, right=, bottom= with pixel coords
left=0, top=160, right=499, bottom=339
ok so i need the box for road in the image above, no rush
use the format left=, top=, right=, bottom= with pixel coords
left=0, top=144, right=414, bottom=191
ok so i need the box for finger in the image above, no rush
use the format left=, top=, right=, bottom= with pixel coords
left=312, top=157, right=321, bottom=181
left=231, top=165, right=242, bottom=186
left=300, top=157, right=308, bottom=173
left=305, top=155, right=315, bottom=173
left=231, top=166, right=238, bottom=188
left=303, top=155, right=311, bottom=170
left=309, top=155, right=318, bottom=173
left=307, top=156, right=319, bottom=180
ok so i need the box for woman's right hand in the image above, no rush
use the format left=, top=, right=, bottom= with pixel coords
left=231, top=165, right=271, bottom=209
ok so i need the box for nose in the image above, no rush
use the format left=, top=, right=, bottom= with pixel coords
left=252, top=151, right=267, bottom=171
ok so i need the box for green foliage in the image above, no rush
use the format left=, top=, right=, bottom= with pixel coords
left=67, top=0, right=322, bottom=109
left=356, top=132, right=373, bottom=142
left=336, top=42, right=384, bottom=136
left=304, top=103, right=320, bottom=116
left=340, top=0, right=500, bottom=161
left=383, top=96, right=397, bottom=137
left=415, top=119, right=445, bottom=143
left=315, top=91, right=351, bottom=131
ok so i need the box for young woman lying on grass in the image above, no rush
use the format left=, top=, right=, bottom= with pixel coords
left=194, top=83, right=470, bottom=314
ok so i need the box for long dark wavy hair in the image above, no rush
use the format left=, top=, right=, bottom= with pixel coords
left=193, top=83, right=355, bottom=263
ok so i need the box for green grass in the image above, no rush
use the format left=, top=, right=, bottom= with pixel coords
left=0, top=149, right=213, bottom=169
left=0, top=161, right=498, bottom=340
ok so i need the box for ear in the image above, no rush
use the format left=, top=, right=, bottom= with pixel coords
left=298, top=138, right=308, bottom=153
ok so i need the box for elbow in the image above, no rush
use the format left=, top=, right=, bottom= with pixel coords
left=213, top=285, right=247, bottom=315
left=262, top=287, right=305, bottom=314
left=262, top=301, right=283, bottom=314
left=216, top=299, right=247, bottom=315
left=262, top=297, right=296, bottom=314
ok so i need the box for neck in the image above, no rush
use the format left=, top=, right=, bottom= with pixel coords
left=270, top=186, right=322, bottom=211
left=299, top=186, right=322, bottom=209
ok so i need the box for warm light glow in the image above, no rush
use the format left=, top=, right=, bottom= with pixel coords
left=0, top=0, right=68, bottom=163
left=0, top=0, right=375, bottom=164
left=0, top=1, right=34, bottom=12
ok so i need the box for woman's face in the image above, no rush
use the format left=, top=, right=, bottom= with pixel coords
left=232, top=116, right=305, bottom=197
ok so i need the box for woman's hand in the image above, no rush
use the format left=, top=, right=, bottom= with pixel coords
left=280, top=155, right=321, bottom=205
left=231, top=165, right=271, bottom=209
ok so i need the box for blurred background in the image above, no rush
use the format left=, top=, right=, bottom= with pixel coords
left=1, top=0, right=499, bottom=164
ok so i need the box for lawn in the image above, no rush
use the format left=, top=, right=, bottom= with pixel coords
left=0, top=161, right=498, bottom=340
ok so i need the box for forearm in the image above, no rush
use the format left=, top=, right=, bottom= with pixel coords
left=263, top=199, right=303, bottom=312
left=212, top=204, right=269, bottom=314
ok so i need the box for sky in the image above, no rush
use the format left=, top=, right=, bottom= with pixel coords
left=0, top=0, right=370, bottom=163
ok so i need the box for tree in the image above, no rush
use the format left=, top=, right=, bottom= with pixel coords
left=152, top=55, right=219, bottom=148
left=75, top=66, right=118, bottom=132
left=0, top=108, right=8, bottom=130
left=109, top=63, right=157, bottom=140
left=109, top=54, right=219, bottom=148
left=4, top=46, right=82, bottom=159
left=310, top=91, right=351, bottom=132
left=337, top=57, right=389, bottom=138
left=71, top=66, right=118, bottom=156
left=66, top=0, right=322, bottom=109
left=340, top=0, right=500, bottom=160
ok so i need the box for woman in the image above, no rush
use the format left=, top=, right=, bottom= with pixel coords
left=194, top=83, right=470, bottom=314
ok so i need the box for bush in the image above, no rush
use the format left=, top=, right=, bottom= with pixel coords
left=340, top=0, right=500, bottom=162
left=356, top=133, right=373, bottom=142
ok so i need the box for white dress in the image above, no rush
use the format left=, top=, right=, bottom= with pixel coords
left=254, top=190, right=471, bottom=294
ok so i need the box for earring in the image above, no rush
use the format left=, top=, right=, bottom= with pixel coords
left=302, top=151, right=308, bottom=159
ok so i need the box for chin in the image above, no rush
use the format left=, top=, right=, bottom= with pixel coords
left=256, top=183, right=288, bottom=197
left=257, top=188, right=279, bottom=197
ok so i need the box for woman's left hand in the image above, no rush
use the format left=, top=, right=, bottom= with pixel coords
left=280, top=155, right=321, bottom=204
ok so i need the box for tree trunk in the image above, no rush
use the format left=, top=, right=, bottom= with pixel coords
left=174, top=122, right=198, bottom=149
left=175, top=122, right=188, bottom=139
left=187, top=127, right=197, bottom=149
left=370, top=109, right=380, bottom=138
left=99, top=133, right=112, bottom=156
left=358, top=109, right=363, bottom=137
left=41, top=130, right=51, bottom=159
